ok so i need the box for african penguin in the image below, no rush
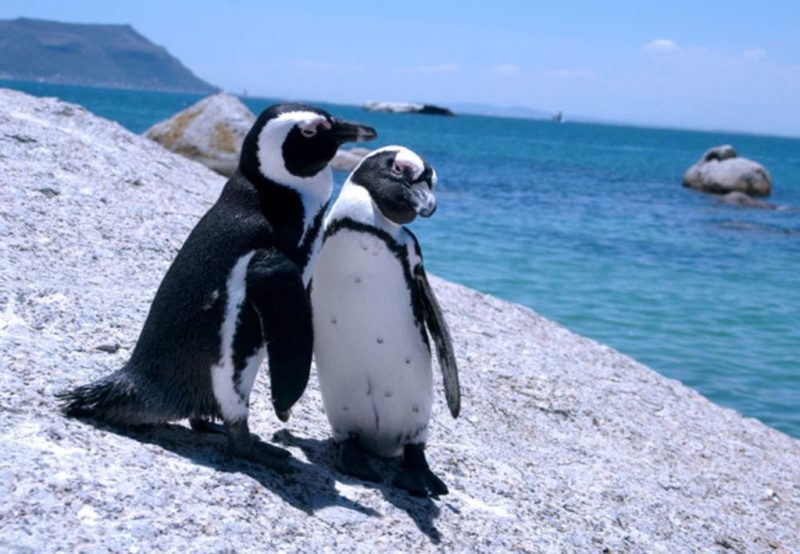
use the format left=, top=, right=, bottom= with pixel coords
left=310, top=146, right=460, bottom=496
left=58, top=103, right=377, bottom=468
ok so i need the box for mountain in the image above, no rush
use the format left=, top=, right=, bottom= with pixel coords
left=0, top=17, right=217, bottom=93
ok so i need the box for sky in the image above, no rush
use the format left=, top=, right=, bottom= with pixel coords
left=2, top=1, right=800, bottom=136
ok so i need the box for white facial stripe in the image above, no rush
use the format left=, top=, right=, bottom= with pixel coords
left=255, top=110, right=334, bottom=258
left=257, top=111, right=327, bottom=174
left=257, top=111, right=329, bottom=179
left=356, top=145, right=426, bottom=180
left=277, top=110, right=326, bottom=125
left=299, top=116, right=331, bottom=134
left=393, top=147, right=425, bottom=180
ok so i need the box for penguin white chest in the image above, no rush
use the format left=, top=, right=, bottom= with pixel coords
left=312, top=230, right=433, bottom=458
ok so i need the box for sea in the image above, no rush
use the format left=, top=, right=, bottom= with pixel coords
left=3, top=79, right=798, bottom=438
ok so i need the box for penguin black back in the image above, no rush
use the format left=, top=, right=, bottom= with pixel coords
left=59, top=103, right=377, bottom=467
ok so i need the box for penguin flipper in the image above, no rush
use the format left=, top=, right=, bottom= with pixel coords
left=246, top=248, right=313, bottom=419
left=415, top=266, right=461, bottom=418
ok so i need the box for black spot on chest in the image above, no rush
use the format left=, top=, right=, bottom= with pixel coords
left=323, top=218, right=428, bottom=348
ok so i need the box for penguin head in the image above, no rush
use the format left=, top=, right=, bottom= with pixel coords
left=239, top=102, right=377, bottom=188
left=350, top=146, right=438, bottom=224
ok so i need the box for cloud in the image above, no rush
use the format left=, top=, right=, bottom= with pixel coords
left=743, top=48, right=767, bottom=61
left=488, top=63, right=522, bottom=76
left=412, top=63, right=460, bottom=74
left=644, top=39, right=678, bottom=52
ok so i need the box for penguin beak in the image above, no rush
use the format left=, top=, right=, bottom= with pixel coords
left=410, top=184, right=437, bottom=217
left=330, top=118, right=377, bottom=144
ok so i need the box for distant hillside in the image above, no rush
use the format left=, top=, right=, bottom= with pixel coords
left=0, top=18, right=217, bottom=93
left=450, top=102, right=554, bottom=120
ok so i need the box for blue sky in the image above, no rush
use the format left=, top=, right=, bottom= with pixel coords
left=2, top=1, right=800, bottom=136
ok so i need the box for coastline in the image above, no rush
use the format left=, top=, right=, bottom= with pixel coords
left=1, top=88, right=798, bottom=551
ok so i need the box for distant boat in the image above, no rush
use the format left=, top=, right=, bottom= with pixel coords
left=552, top=111, right=565, bottom=123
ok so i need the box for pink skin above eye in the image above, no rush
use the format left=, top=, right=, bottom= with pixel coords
left=300, top=117, right=332, bottom=137
left=392, top=160, right=422, bottom=178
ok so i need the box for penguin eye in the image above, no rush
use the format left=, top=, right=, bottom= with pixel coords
left=301, top=127, right=317, bottom=138
left=391, top=162, right=403, bottom=176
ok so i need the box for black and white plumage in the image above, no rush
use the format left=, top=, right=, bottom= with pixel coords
left=58, top=103, right=377, bottom=467
left=310, top=146, right=460, bottom=496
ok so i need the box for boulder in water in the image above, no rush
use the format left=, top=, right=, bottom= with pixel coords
left=718, top=191, right=775, bottom=210
left=701, top=144, right=737, bottom=162
left=144, top=92, right=255, bottom=177
left=682, top=145, right=771, bottom=197
left=330, top=147, right=371, bottom=171
left=147, top=94, right=370, bottom=176
left=363, top=101, right=454, bottom=116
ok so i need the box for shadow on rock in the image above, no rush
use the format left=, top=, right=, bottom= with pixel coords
left=274, top=429, right=444, bottom=544
left=93, top=420, right=380, bottom=519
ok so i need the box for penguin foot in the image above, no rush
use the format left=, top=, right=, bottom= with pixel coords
left=337, top=438, right=382, bottom=483
left=225, top=419, right=292, bottom=471
left=189, top=418, right=226, bottom=434
left=393, top=466, right=449, bottom=498
left=392, top=444, right=449, bottom=498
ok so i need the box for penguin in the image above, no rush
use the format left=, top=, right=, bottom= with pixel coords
left=310, top=146, right=460, bottom=497
left=58, top=103, right=377, bottom=468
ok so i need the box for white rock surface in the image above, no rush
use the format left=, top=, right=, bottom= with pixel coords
left=364, top=101, right=426, bottom=113
left=144, top=92, right=255, bottom=177
left=363, top=101, right=454, bottom=116
left=1, top=88, right=799, bottom=552
left=683, top=144, right=772, bottom=196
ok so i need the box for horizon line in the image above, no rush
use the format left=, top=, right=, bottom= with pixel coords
left=1, top=77, right=798, bottom=141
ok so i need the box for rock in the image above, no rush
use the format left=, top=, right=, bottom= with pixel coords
left=2, top=88, right=800, bottom=552
left=364, top=101, right=455, bottom=116
left=363, top=101, right=420, bottom=113
left=147, top=97, right=369, bottom=175
left=718, top=191, right=775, bottom=210
left=144, top=92, right=255, bottom=176
left=95, top=343, right=121, bottom=354
left=330, top=147, right=371, bottom=172
left=682, top=144, right=772, bottom=196
left=701, top=144, right=738, bottom=162
left=416, top=104, right=455, bottom=116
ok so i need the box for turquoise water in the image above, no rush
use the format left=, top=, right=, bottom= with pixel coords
left=4, top=80, right=798, bottom=438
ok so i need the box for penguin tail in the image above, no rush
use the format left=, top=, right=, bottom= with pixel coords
left=57, top=369, right=153, bottom=426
